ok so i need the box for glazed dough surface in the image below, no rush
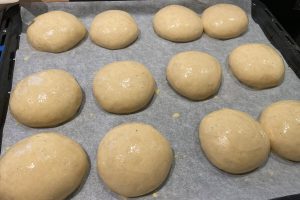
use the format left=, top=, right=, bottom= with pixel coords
left=260, top=100, right=300, bottom=161
left=90, top=10, right=139, bottom=49
left=153, top=5, right=203, bottom=42
left=97, top=123, right=173, bottom=197
left=202, top=3, right=248, bottom=39
left=167, top=51, right=222, bottom=100
left=9, top=69, right=82, bottom=127
left=199, top=108, right=270, bottom=174
left=93, top=61, right=155, bottom=114
left=27, top=11, right=86, bottom=53
left=229, top=43, right=285, bottom=89
left=0, top=133, right=89, bottom=200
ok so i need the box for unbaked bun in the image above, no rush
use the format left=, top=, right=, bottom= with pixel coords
left=153, top=5, right=203, bottom=42
left=90, top=10, right=139, bottom=49
left=229, top=43, right=285, bottom=89
left=93, top=61, right=155, bottom=114
left=260, top=100, right=300, bottom=161
left=97, top=123, right=173, bottom=197
left=167, top=51, right=222, bottom=100
left=9, top=69, right=82, bottom=127
left=202, top=4, right=248, bottom=39
left=199, top=108, right=270, bottom=174
left=27, top=11, right=86, bottom=53
left=0, top=133, right=89, bottom=200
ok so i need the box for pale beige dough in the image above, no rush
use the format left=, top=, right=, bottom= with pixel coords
left=153, top=5, right=203, bottom=42
left=199, top=108, right=270, bottom=174
left=0, top=133, right=89, bottom=200
left=167, top=51, right=222, bottom=100
left=97, top=123, right=173, bottom=197
left=229, top=43, right=285, bottom=89
left=93, top=61, right=155, bottom=114
left=202, top=4, right=248, bottom=39
left=27, top=11, right=86, bottom=53
left=90, top=10, right=139, bottom=49
left=9, top=69, right=82, bottom=127
left=260, top=100, right=300, bottom=161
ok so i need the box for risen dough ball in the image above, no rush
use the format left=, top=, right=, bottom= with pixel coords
left=93, top=61, right=155, bottom=114
left=229, top=43, right=285, bottom=89
left=260, top=100, right=300, bottom=161
left=97, top=123, right=173, bottom=197
left=202, top=4, right=248, bottom=39
left=199, top=109, right=270, bottom=174
left=90, top=10, right=139, bottom=49
left=27, top=11, right=86, bottom=53
left=0, top=133, right=89, bottom=200
left=153, top=5, right=203, bottom=42
left=9, top=69, right=82, bottom=127
left=167, top=51, right=222, bottom=100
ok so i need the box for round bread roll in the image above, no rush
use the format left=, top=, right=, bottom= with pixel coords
left=27, top=11, right=86, bottom=53
left=9, top=69, right=82, bottom=127
left=93, top=61, right=155, bottom=114
left=90, top=10, right=139, bottom=49
left=260, top=100, right=300, bottom=161
left=97, top=123, right=173, bottom=197
left=0, top=133, right=89, bottom=200
left=202, top=4, right=248, bottom=39
left=153, top=5, right=203, bottom=42
left=229, top=43, right=285, bottom=89
left=167, top=51, right=222, bottom=100
left=199, top=108, right=270, bottom=174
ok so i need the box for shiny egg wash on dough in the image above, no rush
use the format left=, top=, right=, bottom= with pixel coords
left=9, top=69, right=82, bottom=127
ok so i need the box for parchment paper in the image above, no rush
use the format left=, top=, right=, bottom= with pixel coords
left=2, top=1, right=300, bottom=199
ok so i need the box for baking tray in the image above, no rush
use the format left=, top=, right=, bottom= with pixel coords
left=1, top=1, right=300, bottom=200
left=251, top=0, right=300, bottom=78
left=0, top=5, right=21, bottom=151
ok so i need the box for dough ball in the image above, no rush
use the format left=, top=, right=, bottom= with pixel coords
left=93, top=61, right=155, bottom=114
left=229, top=43, right=285, bottom=89
left=202, top=4, right=248, bottom=39
left=153, top=5, right=203, bottom=42
left=97, top=123, right=173, bottom=197
left=199, top=108, right=270, bottom=174
left=167, top=51, right=222, bottom=100
left=260, top=100, right=300, bottom=161
left=0, top=133, right=89, bottom=200
left=9, top=69, right=82, bottom=127
left=27, top=11, right=86, bottom=53
left=90, top=10, right=139, bottom=49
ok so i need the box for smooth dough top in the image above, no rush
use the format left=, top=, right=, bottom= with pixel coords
left=0, top=133, right=89, bottom=200
left=202, top=3, right=248, bottom=39
left=9, top=69, right=82, bottom=127
left=260, top=100, right=300, bottom=161
left=153, top=5, right=203, bottom=42
left=199, top=108, right=270, bottom=174
left=93, top=61, right=155, bottom=114
left=229, top=43, right=285, bottom=89
left=27, top=11, right=86, bottom=53
left=97, top=123, right=173, bottom=197
left=167, top=51, right=222, bottom=100
left=90, top=10, right=139, bottom=49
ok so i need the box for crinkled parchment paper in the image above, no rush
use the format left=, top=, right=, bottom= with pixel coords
left=2, top=1, right=300, bottom=199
